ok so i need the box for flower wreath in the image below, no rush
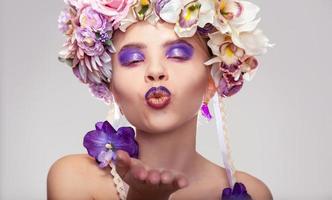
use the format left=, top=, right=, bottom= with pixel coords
left=58, top=0, right=273, bottom=104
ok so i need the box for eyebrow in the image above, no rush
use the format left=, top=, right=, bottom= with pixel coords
left=119, top=39, right=194, bottom=52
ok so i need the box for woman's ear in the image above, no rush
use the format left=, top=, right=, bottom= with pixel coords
left=203, top=73, right=217, bottom=103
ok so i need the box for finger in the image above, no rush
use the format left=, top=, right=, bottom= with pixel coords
left=173, top=174, right=189, bottom=189
left=160, top=170, right=174, bottom=185
left=146, top=169, right=161, bottom=185
left=114, top=150, right=131, bottom=178
left=131, top=164, right=148, bottom=181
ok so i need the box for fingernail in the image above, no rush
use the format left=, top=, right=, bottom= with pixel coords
left=178, top=179, right=187, bottom=188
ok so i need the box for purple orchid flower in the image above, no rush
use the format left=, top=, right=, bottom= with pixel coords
left=83, top=121, right=139, bottom=168
left=221, top=182, right=253, bottom=200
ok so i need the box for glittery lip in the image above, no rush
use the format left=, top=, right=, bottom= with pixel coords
left=145, top=86, right=171, bottom=109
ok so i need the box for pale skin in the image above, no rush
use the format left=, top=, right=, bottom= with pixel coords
left=47, top=21, right=273, bottom=200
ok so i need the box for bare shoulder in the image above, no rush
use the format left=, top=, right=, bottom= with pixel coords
left=236, top=170, right=273, bottom=200
left=196, top=157, right=273, bottom=200
left=47, top=154, right=119, bottom=200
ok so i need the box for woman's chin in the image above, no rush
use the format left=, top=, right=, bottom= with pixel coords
left=141, top=114, right=183, bottom=134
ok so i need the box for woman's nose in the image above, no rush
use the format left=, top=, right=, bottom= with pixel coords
left=144, top=65, right=169, bottom=82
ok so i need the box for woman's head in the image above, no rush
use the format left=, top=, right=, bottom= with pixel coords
left=58, top=0, right=270, bottom=129
left=109, top=21, right=215, bottom=134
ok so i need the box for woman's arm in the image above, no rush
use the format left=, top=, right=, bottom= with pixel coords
left=47, top=154, right=119, bottom=200
left=47, top=155, right=92, bottom=199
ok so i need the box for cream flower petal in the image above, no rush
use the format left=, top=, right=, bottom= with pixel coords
left=207, top=39, right=221, bottom=56
left=59, top=49, right=69, bottom=59
left=132, top=0, right=154, bottom=20
left=243, top=67, right=258, bottom=81
left=207, top=32, right=228, bottom=56
left=197, top=0, right=215, bottom=27
left=232, top=29, right=273, bottom=56
left=174, top=24, right=198, bottom=37
left=204, top=57, right=222, bottom=66
left=198, top=11, right=215, bottom=27
left=231, top=0, right=260, bottom=25
left=199, top=0, right=214, bottom=13
left=159, top=0, right=182, bottom=23
left=146, top=11, right=160, bottom=26
left=119, top=11, right=138, bottom=32
left=235, top=18, right=260, bottom=33
left=212, top=17, right=231, bottom=34
left=233, top=70, right=242, bottom=81
left=208, top=31, right=227, bottom=45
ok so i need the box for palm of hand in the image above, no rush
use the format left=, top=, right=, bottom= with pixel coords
left=114, top=150, right=189, bottom=200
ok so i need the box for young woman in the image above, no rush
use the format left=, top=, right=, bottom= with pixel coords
left=48, top=0, right=273, bottom=199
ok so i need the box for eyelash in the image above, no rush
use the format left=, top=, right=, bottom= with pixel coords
left=127, top=60, right=143, bottom=66
left=127, top=56, right=186, bottom=65
left=167, top=55, right=187, bottom=60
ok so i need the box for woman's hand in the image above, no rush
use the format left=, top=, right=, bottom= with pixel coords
left=114, top=150, right=189, bottom=200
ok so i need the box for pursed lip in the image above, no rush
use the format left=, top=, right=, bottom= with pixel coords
left=145, top=86, right=171, bottom=109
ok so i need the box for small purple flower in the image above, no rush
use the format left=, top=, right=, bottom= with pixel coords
left=201, top=103, right=212, bottom=120
left=76, top=28, right=105, bottom=56
left=97, top=31, right=112, bottom=43
left=221, top=182, right=253, bottom=200
left=83, top=121, right=139, bottom=168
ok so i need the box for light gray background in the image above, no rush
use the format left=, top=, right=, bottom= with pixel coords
left=1, top=0, right=332, bottom=199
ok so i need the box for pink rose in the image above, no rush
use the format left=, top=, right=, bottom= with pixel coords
left=90, top=0, right=135, bottom=24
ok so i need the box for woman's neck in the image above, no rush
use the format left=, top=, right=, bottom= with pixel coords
left=135, top=115, right=201, bottom=177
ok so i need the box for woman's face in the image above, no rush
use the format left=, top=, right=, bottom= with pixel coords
left=110, top=21, right=210, bottom=134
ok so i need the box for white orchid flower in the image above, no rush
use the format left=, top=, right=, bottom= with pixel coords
left=231, top=28, right=274, bottom=56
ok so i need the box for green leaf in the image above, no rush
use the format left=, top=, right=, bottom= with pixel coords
left=105, top=40, right=113, bottom=46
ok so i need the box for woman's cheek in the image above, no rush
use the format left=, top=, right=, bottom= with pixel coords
left=172, top=65, right=208, bottom=117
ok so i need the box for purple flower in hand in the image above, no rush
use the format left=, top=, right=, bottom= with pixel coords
left=221, top=182, right=253, bottom=200
left=83, top=121, right=139, bottom=168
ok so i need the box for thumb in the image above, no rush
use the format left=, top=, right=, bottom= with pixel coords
left=114, top=150, right=131, bottom=179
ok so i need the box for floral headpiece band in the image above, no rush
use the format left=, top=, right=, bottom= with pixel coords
left=58, top=0, right=272, bottom=188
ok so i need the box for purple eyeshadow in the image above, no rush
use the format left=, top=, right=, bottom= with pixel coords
left=166, top=42, right=194, bottom=60
left=118, top=48, right=145, bottom=66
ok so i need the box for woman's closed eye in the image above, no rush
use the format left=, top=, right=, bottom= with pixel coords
left=165, top=42, right=194, bottom=61
left=118, top=48, right=145, bottom=66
